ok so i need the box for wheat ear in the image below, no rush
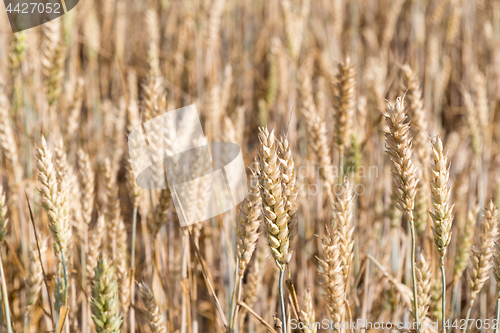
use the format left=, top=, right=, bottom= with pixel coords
left=91, top=258, right=122, bottom=333
left=258, top=127, right=290, bottom=333
left=78, top=149, right=95, bottom=227
left=0, top=92, right=22, bottom=182
left=383, top=97, right=419, bottom=324
left=116, top=219, right=130, bottom=315
left=493, top=242, right=500, bottom=332
left=298, top=69, right=334, bottom=202
left=429, top=135, right=454, bottom=331
left=415, top=254, right=432, bottom=322
left=258, top=127, right=291, bottom=269
left=103, top=158, right=121, bottom=259
left=301, top=289, right=316, bottom=333
left=453, top=204, right=478, bottom=284
left=36, top=137, right=70, bottom=255
left=24, top=241, right=47, bottom=331
left=86, top=215, right=105, bottom=280
left=150, top=189, right=172, bottom=236
left=464, top=200, right=499, bottom=331
left=236, top=169, right=262, bottom=276
left=317, top=226, right=344, bottom=330
left=278, top=137, right=298, bottom=244
left=334, top=57, right=356, bottom=156
left=139, top=282, right=167, bottom=333
left=402, top=64, right=431, bottom=171
left=333, top=177, right=355, bottom=287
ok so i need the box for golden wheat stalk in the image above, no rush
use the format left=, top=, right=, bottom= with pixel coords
left=383, top=97, right=419, bottom=323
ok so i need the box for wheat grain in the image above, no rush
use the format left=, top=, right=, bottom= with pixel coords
left=278, top=137, right=298, bottom=244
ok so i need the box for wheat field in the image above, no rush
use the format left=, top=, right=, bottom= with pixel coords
left=0, top=0, right=499, bottom=332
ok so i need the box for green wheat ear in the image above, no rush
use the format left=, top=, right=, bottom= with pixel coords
left=91, top=258, right=122, bottom=333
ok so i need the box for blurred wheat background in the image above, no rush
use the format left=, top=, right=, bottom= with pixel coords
left=0, top=0, right=500, bottom=332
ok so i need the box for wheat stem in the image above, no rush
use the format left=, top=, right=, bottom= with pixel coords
left=279, top=268, right=287, bottom=333
left=129, top=207, right=138, bottom=333
left=440, top=262, right=446, bottom=333
left=409, top=216, right=419, bottom=330
left=448, top=283, right=458, bottom=331
left=0, top=253, right=12, bottom=333
left=495, top=295, right=500, bottom=333
left=229, top=258, right=239, bottom=331
left=462, top=305, right=472, bottom=333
